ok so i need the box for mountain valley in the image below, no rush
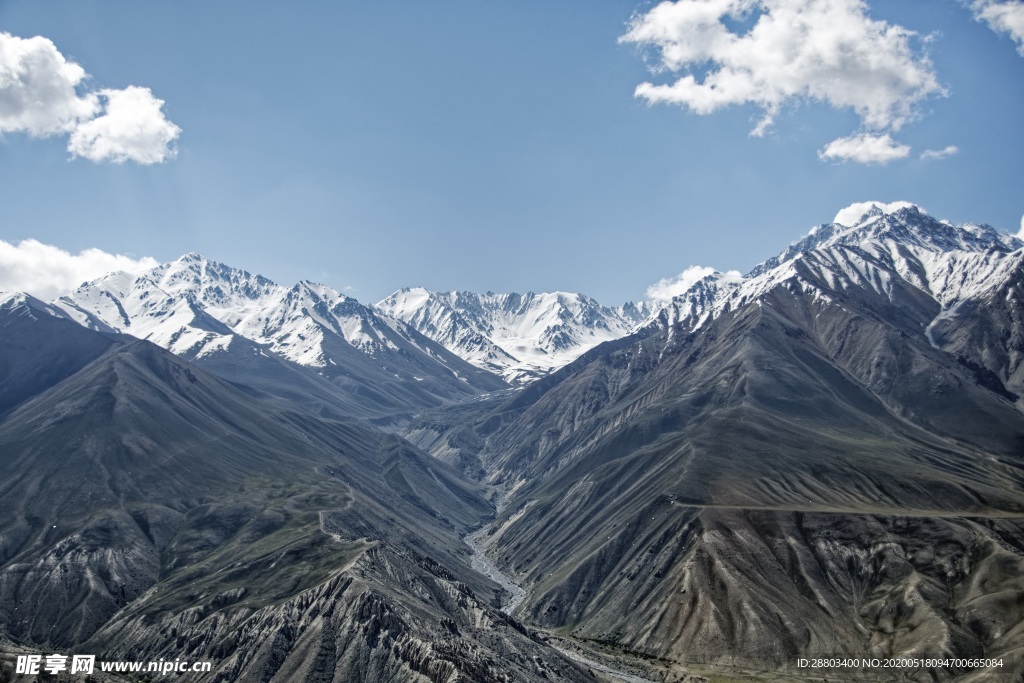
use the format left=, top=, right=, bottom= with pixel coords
left=0, top=293, right=593, bottom=682
left=2, top=203, right=1023, bottom=681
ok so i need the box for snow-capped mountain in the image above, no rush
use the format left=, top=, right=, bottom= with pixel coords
left=5, top=202, right=1024, bottom=680
left=55, top=253, right=507, bottom=414
left=463, top=202, right=1024, bottom=674
left=376, top=288, right=652, bottom=383
left=751, top=203, right=1022, bottom=303
left=653, top=203, right=1024, bottom=351
left=1, top=290, right=74, bottom=322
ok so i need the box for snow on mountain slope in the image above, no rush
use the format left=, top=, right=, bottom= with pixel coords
left=652, top=203, right=1024, bottom=346
left=57, top=254, right=270, bottom=358
left=46, top=202, right=1018, bottom=394
left=376, top=288, right=652, bottom=383
left=1, top=291, right=74, bottom=321
left=375, top=287, right=520, bottom=377
left=753, top=204, right=1022, bottom=302
left=55, top=254, right=506, bottom=397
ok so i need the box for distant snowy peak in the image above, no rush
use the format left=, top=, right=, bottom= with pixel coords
left=832, top=200, right=922, bottom=228
left=617, top=299, right=656, bottom=325
left=147, top=252, right=279, bottom=303
left=658, top=202, right=1024, bottom=338
left=376, top=288, right=648, bottom=383
left=54, top=254, right=472, bottom=379
left=754, top=203, right=1021, bottom=276
left=0, top=291, right=29, bottom=309
left=56, top=254, right=279, bottom=360
left=746, top=203, right=1023, bottom=305
left=376, top=288, right=519, bottom=375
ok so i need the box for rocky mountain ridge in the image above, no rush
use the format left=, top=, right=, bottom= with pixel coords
left=653, top=204, right=1023, bottom=346
left=52, top=253, right=508, bottom=420
left=376, top=288, right=653, bottom=384
left=403, top=202, right=1024, bottom=680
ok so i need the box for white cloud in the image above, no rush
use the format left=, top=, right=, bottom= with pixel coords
left=971, top=1, right=1024, bottom=55
left=0, top=238, right=157, bottom=300
left=832, top=200, right=920, bottom=226
left=647, top=265, right=745, bottom=302
left=818, top=133, right=910, bottom=164
left=1018, top=213, right=1024, bottom=240
left=920, top=145, right=959, bottom=160
left=69, top=87, right=181, bottom=164
left=647, top=265, right=716, bottom=303
left=0, top=33, right=99, bottom=136
left=0, top=31, right=179, bottom=164
left=621, top=0, right=944, bottom=137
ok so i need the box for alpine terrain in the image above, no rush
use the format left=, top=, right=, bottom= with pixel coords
left=377, top=289, right=651, bottom=384
left=0, top=292, right=592, bottom=683
left=0, top=202, right=1022, bottom=682
left=54, top=254, right=508, bottom=424
left=401, top=203, right=1024, bottom=681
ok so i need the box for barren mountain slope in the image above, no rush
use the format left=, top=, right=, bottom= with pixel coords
left=0, top=296, right=591, bottom=683
left=433, top=208, right=1024, bottom=679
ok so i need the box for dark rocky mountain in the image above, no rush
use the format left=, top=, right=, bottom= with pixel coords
left=0, top=293, right=118, bottom=418
left=929, top=265, right=1024, bottom=397
left=0, top=296, right=592, bottom=682
left=408, top=205, right=1024, bottom=680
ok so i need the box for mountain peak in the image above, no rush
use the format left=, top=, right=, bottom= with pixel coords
left=53, top=258, right=505, bottom=399
left=1, top=290, right=71, bottom=321
left=832, top=200, right=922, bottom=227
left=177, top=251, right=205, bottom=263
left=828, top=204, right=1018, bottom=254
left=0, top=291, right=28, bottom=308
left=377, top=287, right=645, bottom=383
left=753, top=203, right=1021, bottom=280
left=651, top=202, right=1024, bottom=340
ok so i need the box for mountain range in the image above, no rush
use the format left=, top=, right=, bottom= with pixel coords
left=0, top=292, right=593, bottom=682
left=377, top=289, right=651, bottom=384
left=52, top=253, right=509, bottom=424
left=394, top=204, right=1024, bottom=680
left=48, top=254, right=651, bottom=412
left=1, top=201, right=1022, bottom=681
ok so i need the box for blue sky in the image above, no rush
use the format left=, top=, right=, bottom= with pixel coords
left=1, top=0, right=1022, bottom=305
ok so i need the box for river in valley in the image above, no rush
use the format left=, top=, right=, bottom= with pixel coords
left=462, top=526, right=660, bottom=683
left=463, top=526, right=526, bottom=614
